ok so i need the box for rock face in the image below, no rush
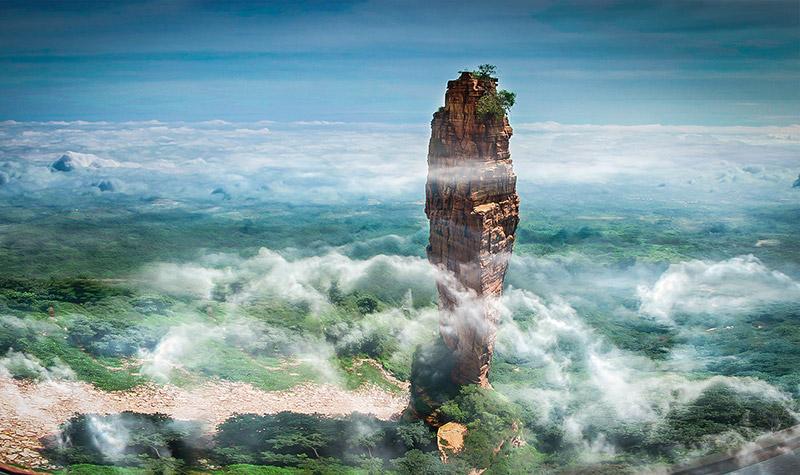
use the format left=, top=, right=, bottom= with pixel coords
left=425, top=72, right=520, bottom=387
left=437, top=421, right=467, bottom=463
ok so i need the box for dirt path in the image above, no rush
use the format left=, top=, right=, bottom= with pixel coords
left=0, top=376, right=409, bottom=470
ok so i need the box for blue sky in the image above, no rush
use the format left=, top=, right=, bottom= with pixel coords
left=0, top=0, right=797, bottom=124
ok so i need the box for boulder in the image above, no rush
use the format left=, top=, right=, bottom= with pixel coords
left=437, top=421, right=467, bottom=463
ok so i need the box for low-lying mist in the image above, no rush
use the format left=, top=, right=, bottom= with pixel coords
left=126, top=244, right=799, bottom=464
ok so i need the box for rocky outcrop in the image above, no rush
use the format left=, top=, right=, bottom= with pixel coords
left=437, top=421, right=467, bottom=463
left=425, top=72, right=519, bottom=387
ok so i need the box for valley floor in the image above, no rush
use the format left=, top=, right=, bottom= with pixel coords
left=0, top=376, right=408, bottom=469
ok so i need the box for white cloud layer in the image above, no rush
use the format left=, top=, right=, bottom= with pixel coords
left=0, top=120, right=797, bottom=203
left=0, top=349, right=75, bottom=381
left=139, top=248, right=439, bottom=310
left=638, top=255, right=800, bottom=323
left=495, top=286, right=795, bottom=460
left=136, top=247, right=798, bottom=461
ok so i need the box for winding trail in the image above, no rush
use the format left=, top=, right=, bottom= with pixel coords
left=0, top=376, right=409, bottom=470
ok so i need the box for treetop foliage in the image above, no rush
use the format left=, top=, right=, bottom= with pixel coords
left=476, top=89, right=516, bottom=119
left=472, top=64, right=497, bottom=80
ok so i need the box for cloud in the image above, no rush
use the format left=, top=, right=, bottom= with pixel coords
left=138, top=324, right=207, bottom=383
left=494, top=286, right=795, bottom=460
left=136, top=248, right=443, bottom=386
left=140, top=248, right=438, bottom=310
left=138, top=318, right=345, bottom=386
left=140, top=263, right=230, bottom=299
left=483, top=251, right=800, bottom=459
left=4, top=235, right=792, bottom=464
left=50, top=151, right=123, bottom=172
left=637, top=255, right=800, bottom=323
left=86, top=414, right=130, bottom=462
left=91, top=178, right=122, bottom=192
left=1, top=121, right=797, bottom=205
left=512, top=122, right=800, bottom=188
left=0, top=349, right=75, bottom=382
left=135, top=246, right=441, bottom=386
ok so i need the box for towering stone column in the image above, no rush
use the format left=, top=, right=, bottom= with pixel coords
left=425, top=71, right=520, bottom=387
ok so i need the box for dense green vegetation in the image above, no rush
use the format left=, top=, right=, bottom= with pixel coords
left=44, top=412, right=203, bottom=471
left=214, top=412, right=435, bottom=469
left=0, top=197, right=423, bottom=279
left=45, top=406, right=545, bottom=474
left=470, top=64, right=516, bottom=119
left=55, top=465, right=149, bottom=475
left=439, top=386, right=542, bottom=472
left=657, top=384, right=795, bottom=449
left=513, top=203, right=800, bottom=267
left=42, top=379, right=796, bottom=473
left=476, top=90, right=516, bottom=119
left=44, top=412, right=439, bottom=474
left=3, top=191, right=796, bottom=281
left=0, top=269, right=420, bottom=393
left=698, top=306, right=800, bottom=396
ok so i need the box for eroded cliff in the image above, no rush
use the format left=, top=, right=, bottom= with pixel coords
left=425, top=71, right=520, bottom=387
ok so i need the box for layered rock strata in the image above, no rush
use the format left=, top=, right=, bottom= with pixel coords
left=425, top=72, right=520, bottom=387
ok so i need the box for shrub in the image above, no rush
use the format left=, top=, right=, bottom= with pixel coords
left=472, top=64, right=497, bottom=80
left=395, top=421, right=434, bottom=449
left=356, top=295, right=379, bottom=314
left=0, top=315, right=56, bottom=353
left=28, top=337, right=145, bottom=390
left=496, top=90, right=516, bottom=110
left=391, top=449, right=454, bottom=475
left=488, top=445, right=545, bottom=475
left=476, top=90, right=515, bottom=119
left=46, top=278, right=131, bottom=304
left=131, top=295, right=172, bottom=315
left=67, top=316, right=159, bottom=358
left=441, top=385, right=519, bottom=426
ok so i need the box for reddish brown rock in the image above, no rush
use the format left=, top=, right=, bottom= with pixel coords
left=425, top=71, right=520, bottom=387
